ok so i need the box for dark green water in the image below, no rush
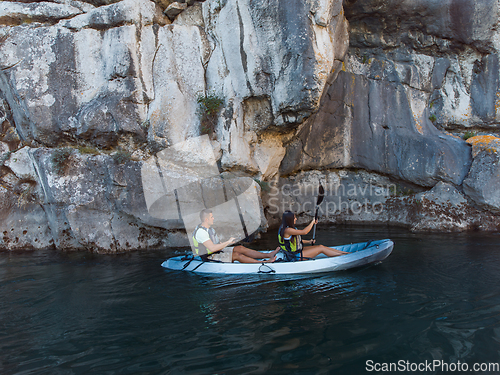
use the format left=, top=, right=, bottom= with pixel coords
left=1, top=226, right=500, bottom=374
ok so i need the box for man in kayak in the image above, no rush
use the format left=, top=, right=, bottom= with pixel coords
left=192, top=209, right=279, bottom=263
left=277, top=211, right=348, bottom=261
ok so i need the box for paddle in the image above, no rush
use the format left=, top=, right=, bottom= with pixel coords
left=312, top=184, right=324, bottom=241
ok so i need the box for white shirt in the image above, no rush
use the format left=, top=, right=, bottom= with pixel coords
left=194, top=227, right=211, bottom=245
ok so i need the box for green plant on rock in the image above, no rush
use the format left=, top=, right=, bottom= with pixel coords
left=429, top=114, right=437, bottom=123
left=112, top=150, right=131, bottom=164
left=253, top=178, right=270, bottom=192
left=51, top=147, right=73, bottom=175
left=197, top=93, right=224, bottom=138
left=390, top=184, right=415, bottom=197
left=463, top=131, right=477, bottom=140
left=77, top=145, right=100, bottom=155
left=389, top=185, right=397, bottom=196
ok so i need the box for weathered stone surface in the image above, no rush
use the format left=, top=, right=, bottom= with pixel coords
left=0, top=98, right=21, bottom=150
left=4, top=146, right=37, bottom=180
left=263, top=169, right=395, bottom=226
left=385, top=182, right=500, bottom=232
left=344, top=0, right=498, bottom=50
left=205, top=0, right=348, bottom=127
left=53, top=0, right=96, bottom=13
left=147, top=23, right=210, bottom=147
left=0, top=0, right=348, bottom=168
left=463, top=136, right=500, bottom=213
left=0, top=146, right=190, bottom=252
left=279, top=24, right=486, bottom=187
left=152, top=0, right=176, bottom=11
left=252, top=134, right=286, bottom=181
left=0, top=0, right=165, bottom=147
left=61, top=0, right=167, bottom=30
left=203, top=0, right=349, bottom=170
left=0, top=198, right=54, bottom=250
left=466, top=134, right=500, bottom=157
left=281, top=70, right=473, bottom=187
left=2, top=0, right=500, bottom=252
left=344, top=0, right=500, bottom=130
left=173, top=1, right=203, bottom=27
left=165, top=2, right=187, bottom=20
left=69, top=0, right=121, bottom=7
left=263, top=168, right=500, bottom=232
left=409, top=182, right=470, bottom=232
left=0, top=2, right=83, bottom=25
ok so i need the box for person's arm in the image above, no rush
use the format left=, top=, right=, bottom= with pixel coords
left=284, top=219, right=317, bottom=236
left=203, top=237, right=235, bottom=253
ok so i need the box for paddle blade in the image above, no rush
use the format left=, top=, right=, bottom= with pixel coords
left=316, top=184, right=325, bottom=206
left=314, top=184, right=325, bottom=221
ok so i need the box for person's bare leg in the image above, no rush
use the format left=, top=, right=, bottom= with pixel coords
left=233, top=245, right=279, bottom=261
left=302, top=245, right=348, bottom=259
left=232, top=251, right=270, bottom=263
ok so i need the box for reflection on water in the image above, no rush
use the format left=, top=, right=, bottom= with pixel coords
left=1, top=226, right=500, bottom=374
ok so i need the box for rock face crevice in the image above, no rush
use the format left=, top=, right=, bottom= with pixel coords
left=0, top=0, right=499, bottom=251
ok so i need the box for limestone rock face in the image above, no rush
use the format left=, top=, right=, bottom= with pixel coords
left=463, top=136, right=500, bottom=213
left=146, top=0, right=349, bottom=174
left=0, top=2, right=83, bottom=25
left=0, top=0, right=167, bottom=148
left=344, top=0, right=500, bottom=130
left=409, top=182, right=471, bottom=232
left=1, top=0, right=500, bottom=251
left=389, top=182, right=500, bottom=232
left=204, top=0, right=348, bottom=129
left=344, top=0, right=498, bottom=48
left=146, top=22, right=210, bottom=148
left=263, top=169, right=395, bottom=226
left=0, top=0, right=347, bottom=158
left=0, top=146, right=186, bottom=252
left=165, top=2, right=187, bottom=20
left=0, top=0, right=352, bottom=250
left=70, top=0, right=121, bottom=7
left=281, top=0, right=495, bottom=185
left=281, top=70, right=473, bottom=187
left=200, top=0, right=348, bottom=171
left=261, top=174, right=500, bottom=232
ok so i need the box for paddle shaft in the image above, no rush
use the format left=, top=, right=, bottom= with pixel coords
left=312, top=209, right=318, bottom=240
left=312, top=185, right=324, bottom=241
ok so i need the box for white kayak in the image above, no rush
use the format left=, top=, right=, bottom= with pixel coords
left=161, top=239, right=394, bottom=275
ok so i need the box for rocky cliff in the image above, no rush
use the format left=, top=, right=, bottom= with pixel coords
left=0, top=0, right=498, bottom=252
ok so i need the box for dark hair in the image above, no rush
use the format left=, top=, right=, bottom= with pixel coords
left=279, top=211, right=295, bottom=238
left=200, top=209, right=212, bottom=222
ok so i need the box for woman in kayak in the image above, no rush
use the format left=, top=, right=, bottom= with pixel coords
left=277, top=211, right=348, bottom=261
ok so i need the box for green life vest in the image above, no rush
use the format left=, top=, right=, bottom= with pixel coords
left=192, top=225, right=220, bottom=256
left=278, top=225, right=302, bottom=253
